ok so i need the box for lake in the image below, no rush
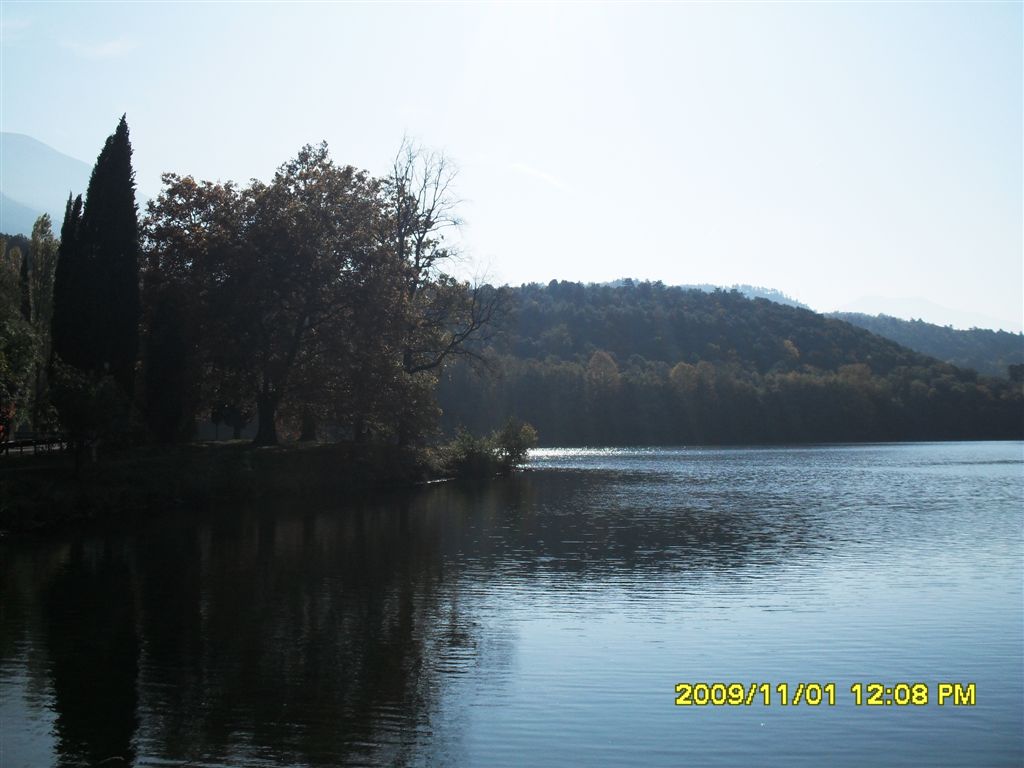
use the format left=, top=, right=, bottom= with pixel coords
left=1, top=442, right=1021, bottom=767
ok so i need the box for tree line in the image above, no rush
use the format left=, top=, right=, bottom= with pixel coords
left=1, top=117, right=502, bottom=454
left=437, top=281, right=1024, bottom=445
left=829, top=311, right=1024, bottom=380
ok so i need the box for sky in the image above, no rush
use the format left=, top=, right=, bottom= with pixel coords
left=1, top=1, right=1021, bottom=331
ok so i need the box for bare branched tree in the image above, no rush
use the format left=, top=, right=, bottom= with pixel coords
left=380, top=139, right=507, bottom=379
left=380, top=137, right=463, bottom=292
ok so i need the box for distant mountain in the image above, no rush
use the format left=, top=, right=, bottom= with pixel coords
left=836, top=295, right=1014, bottom=333
left=829, top=312, right=1024, bottom=379
left=0, top=193, right=43, bottom=238
left=0, top=133, right=92, bottom=235
left=605, top=279, right=810, bottom=310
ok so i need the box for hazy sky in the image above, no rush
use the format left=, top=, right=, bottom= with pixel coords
left=2, top=2, right=1021, bottom=330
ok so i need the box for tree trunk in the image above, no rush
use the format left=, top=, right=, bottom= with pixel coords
left=396, top=349, right=415, bottom=446
left=299, top=410, right=317, bottom=442
left=32, top=363, right=42, bottom=431
left=396, top=418, right=411, bottom=447
left=253, top=392, right=279, bottom=445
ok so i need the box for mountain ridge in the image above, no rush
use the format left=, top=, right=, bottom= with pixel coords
left=829, top=311, right=1023, bottom=379
left=0, top=132, right=92, bottom=235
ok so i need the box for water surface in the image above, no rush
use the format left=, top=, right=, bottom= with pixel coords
left=2, top=442, right=1021, bottom=766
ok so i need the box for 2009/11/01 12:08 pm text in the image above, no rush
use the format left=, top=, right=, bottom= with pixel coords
left=674, top=682, right=977, bottom=707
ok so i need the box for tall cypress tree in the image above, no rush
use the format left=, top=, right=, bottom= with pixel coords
left=51, top=193, right=87, bottom=370
left=79, top=114, right=141, bottom=397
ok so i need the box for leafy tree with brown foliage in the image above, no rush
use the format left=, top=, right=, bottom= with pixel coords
left=143, top=141, right=503, bottom=448
left=146, top=145, right=389, bottom=445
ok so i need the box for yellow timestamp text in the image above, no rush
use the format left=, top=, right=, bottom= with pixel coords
left=673, top=682, right=977, bottom=707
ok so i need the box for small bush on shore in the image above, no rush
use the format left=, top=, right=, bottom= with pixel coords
left=442, top=419, right=538, bottom=479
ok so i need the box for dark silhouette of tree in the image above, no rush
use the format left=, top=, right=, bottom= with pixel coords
left=47, top=117, right=141, bottom=459
left=288, top=237, right=408, bottom=443
left=232, top=145, right=382, bottom=445
left=145, top=145, right=384, bottom=445
left=78, top=114, right=141, bottom=397
left=140, top=141, right=505, bottom=447
left=142, top=173, right=242, bottom=442
left=142, top=283, right=196, bottom=442
left=51, top=194, right=86, bottom=370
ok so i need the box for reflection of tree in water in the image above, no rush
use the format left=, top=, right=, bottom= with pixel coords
left=132, top=491, right=495, bottom=767
left=42, top=540, right=139, bottom=767
left=2, top=468, right=824, bottom=766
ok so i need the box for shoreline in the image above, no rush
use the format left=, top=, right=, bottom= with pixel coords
left=5, top=436, right=1018, bottom=537
left=0, top=441, right=450, bottom=537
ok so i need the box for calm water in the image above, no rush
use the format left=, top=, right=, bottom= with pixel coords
left=1, top=442, right=1021, bottom=767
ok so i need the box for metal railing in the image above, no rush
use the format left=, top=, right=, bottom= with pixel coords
left=0, top=433, right=67, bottom=456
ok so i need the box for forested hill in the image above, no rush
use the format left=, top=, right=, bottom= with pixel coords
left=437, top=281, right=1023, bottom=445
left=503, top=281, right=927, bottom=373
left=828, top=312, right=1024, bottom=379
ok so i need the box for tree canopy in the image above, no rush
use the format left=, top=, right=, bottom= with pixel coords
left=144, top=142, right=497, bottom=445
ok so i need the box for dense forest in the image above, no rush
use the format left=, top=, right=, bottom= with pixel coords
left=829, top=312, right=1024, bottom=380
left=437, top=281, right=1024, bottom=445
left=0, top=117, right=508, bottom=462
left=1, top=118, right=1022, bottom=457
